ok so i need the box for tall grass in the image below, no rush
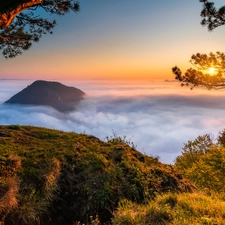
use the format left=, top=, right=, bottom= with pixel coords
left=112, top=192, right=225, bottom=225
left=0, top=125, right=195, bottom=224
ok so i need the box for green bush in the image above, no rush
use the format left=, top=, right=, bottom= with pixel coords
left=174, top=132, right=225, bottom=195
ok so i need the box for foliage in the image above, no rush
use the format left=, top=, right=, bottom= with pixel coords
left=0, top=125, right=193, bottom=225
left=175, top=134, right=214, bottom=175
left=172, top=1, right=225, bottom=90
left=112, top=192, right=225, bottom=225
left=172, top=52, right=225, bottom=90
left=200, top=0, right=225, bottom=31
left=0, top=155, right=21, bottom=222
left=105, top=130, right=137, bottom=150
left=0, top=0, right=80, bottom=58
left=217, top=128, right=225, bottom=147
left=74, top=215, right=101, bottom=225
left=174, top=131, right=225, bottom=196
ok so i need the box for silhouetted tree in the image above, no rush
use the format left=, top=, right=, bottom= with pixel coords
left=172, top=1, right=225, bottom=90
left=172, top=52, right=225, bottom=90
left=217, top=129, right=225, bottom=147
left=0, top=0, right=79, bottom=58
left=200, top=0, right=225, bottom=31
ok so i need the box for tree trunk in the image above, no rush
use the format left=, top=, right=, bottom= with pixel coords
left=0, top=0, right=44, bottom=29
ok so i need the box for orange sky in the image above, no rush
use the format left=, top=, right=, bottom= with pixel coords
left=0, top=0, right=225, bottom=81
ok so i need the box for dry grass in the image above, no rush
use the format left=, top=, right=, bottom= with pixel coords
left=112, top=192, right=225, bottom=225
left=0, top=177, right=19, bottom=213
left=44, top=159, right=60, bottom=191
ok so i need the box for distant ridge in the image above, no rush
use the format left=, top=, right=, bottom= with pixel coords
left=164, top=79, right=177, bottom=82
left=5, top=80, right=85, bottom=112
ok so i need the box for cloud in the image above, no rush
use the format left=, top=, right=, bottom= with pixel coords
left=1, top=79, right=225, bottom=164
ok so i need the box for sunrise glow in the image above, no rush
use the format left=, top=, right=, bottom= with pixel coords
left=209, top=67, right=216, bottom=74
left=0, top=1, right=224, bottom=81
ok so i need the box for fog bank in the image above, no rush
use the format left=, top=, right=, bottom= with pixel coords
left=1, top=79, right=225, bottom=164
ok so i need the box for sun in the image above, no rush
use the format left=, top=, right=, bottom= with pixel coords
left=209, top=67, right=215, bottom=74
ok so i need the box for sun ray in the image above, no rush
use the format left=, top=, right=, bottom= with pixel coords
left=209, top=67, right=215, bottom=74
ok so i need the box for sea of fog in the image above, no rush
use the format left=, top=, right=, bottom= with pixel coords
left=1, top=79, right=225, bottom=164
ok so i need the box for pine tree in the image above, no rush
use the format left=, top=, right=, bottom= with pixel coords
left=172, top=1, right=225, bottom=89
left=0, top=0, right=79, bottom=58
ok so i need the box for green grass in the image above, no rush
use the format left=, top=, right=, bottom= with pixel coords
left=112, top=192, right=225, bottom=225
left=0, top=125, right=194, bottom=225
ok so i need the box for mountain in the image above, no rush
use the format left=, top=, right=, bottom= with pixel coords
left=5, top=80, right=85, bottom=112
left=0, top=125, right=194, bottom=225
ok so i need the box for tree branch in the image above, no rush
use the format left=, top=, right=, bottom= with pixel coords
left=172, top=52, right=225, bottom=90
left=0, top=0, right=44, bottom=29
left=0, top=0, right=79, bottom=58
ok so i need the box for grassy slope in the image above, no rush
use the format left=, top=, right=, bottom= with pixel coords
left=113, top=192, right=225, bottom=225
left=0, top=125, right=194, bottom=225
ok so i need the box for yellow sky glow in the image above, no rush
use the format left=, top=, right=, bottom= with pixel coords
left=209, top=67, right=215, bottom=74
left=0, top=1, right=224, bottom=81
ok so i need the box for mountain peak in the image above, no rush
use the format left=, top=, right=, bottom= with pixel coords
left=5, top=80, right=85, bottom=112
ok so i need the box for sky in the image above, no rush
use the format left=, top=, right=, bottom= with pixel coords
left=0, top=0, right=225, bottom=80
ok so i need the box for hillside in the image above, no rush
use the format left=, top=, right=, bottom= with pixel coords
left=5, top=80, right=85, bottom=112
left=0, top=125, right=194, bottom=225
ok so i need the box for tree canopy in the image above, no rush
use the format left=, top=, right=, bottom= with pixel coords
left=200, top=0, right=225, bottom=31
left=0, top=0, right=79, bottom=59
left=174, top=130, right=225, bottom=194
left=172, top=52, right=225, bottom=90
left=173, top=1, right=225, bottom=90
